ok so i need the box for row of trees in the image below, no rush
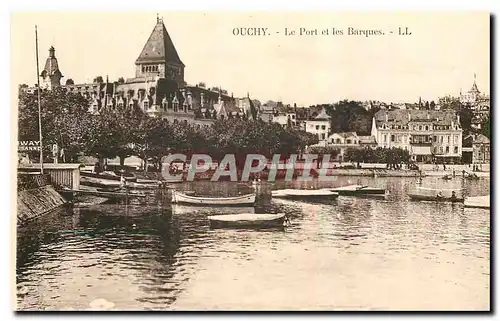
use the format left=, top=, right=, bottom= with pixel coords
left=18, top=88, right=319, bottom=171
left=344, top=147, right=412, bottom=169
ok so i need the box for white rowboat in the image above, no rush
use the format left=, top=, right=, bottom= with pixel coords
left=464, top=195, right=490, bottom=209
left=208, top=213, right=286, bottom=229
left=172, top=191, right=256, bottom=206
left=271, top=189, right=339, bottom=200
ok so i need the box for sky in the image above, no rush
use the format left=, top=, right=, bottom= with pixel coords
left=11, top=12, right=490, bottom=106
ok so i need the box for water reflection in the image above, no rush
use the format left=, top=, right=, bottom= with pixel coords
left=17, top=176, right=490, bottom=310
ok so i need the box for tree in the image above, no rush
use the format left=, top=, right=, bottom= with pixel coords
left=430, top=101, right=436, bottom=109
left=317, top=100, right=372, bottom=135
left=344, top=148, right=365, bottom=167
left=117, top=77, right=125, bottom=84
left=458, top=107, right=474, bottom=136
left=18, top=87, right=92, bottom=162
left=483, top=115, right=491, bottom=139
left=93, top=76, right=104, bottom=84
left=132, top=117, right=172, bottom=171
left=65, top=79, right=75, bottom=85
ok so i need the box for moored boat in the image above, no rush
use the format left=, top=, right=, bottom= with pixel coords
left=329, top=185, right=386, bottom=196
left=407, top=193, right=463, bottom=203
left=271, top=189, right=339, bottom=201
left=81, top=170, right=137, bottom=182
left=464, top=195, right=490, bottom=209
left=172, top=190, right=256, bottom=206
left=208, top=213, right=286, bottom=229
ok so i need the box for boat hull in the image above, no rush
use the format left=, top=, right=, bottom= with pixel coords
left=172, top=191, right=256, bottom=206
left=81, top=171, right=137, bottom=182
left=408, top=193, right=463, bottom=203
left=464, top=195, right=490, bottom=209
left=272, top=193, right=339, bottom=201
left=208, top=214, right=285, bottom=229
left=330, top=185, right=386, bottom=196
left=271, top=189, right=339, bottom=201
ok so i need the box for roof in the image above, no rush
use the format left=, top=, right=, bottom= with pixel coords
left=374, top=109, right=458, bottom=126
left=314, top=108, right=331, bottom=120
left=358, top=135, right=377, bottom=144
left=330, top=132, right=357, bottom=138
left=41, top=46, right=62, bottom=77
left=473, top=134, right=490, bottom=144
left=470, top=81, right=480, bottom=94
left=135, top=19, right=184, bottom=66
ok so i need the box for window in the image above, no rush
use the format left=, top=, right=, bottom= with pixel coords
left=117, top=101, right=124, bottom=108
left=446, top=146, right=449, bottom=154
left=383, top=135, right=387, bottom=142
left=321, top=133, right=326, bottom=140
left=454, top=146, right=458, bottom=153
left=336, top=138, right=341, bottom=144
left=419, top=125, right=422, bottom=130
left=391, top=135, right=395, bottom=142
left=425, top=126, right=429, bottom=131
left=292, top=115, right=295, bottom=119
left=346, top=139, right=351, bottom=144
left=321, top=125, right=326, bottom=130
left=440, top=136, right=443, bottom=143
left=316, top=125, right=320, bottom=130
left=447, top=136, right=450, bottom=144
left=454, top=135, right=458, bottom=144
left=433, top=136, right=437, bottom=142
left=143, top=101, right=149, bottom=110
left=439, top=147, right=443, bottom=154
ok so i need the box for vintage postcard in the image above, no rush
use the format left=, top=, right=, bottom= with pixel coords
left=12, top=12, right=490, bottom=311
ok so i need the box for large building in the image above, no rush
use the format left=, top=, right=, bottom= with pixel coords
left=371, top=109, right=463, bottom=163
left=462, top=134, right=490, bottom=164
left=23, top=17, right=257, bottom=126
left=305, top=108, right=331, bottom=145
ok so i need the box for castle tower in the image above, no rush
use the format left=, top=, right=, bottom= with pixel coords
left=40, top=46, right=63, bottom=90
left=135, top=16, right=185, bottom=86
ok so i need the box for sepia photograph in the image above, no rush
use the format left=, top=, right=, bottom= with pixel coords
left=12, top=11, right=490, bottom=311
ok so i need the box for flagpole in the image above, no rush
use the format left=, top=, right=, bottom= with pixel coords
left=35, top=25, right=44, bottom=174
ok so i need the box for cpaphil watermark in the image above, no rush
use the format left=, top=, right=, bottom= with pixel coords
left=162, top=154, right=343, bottom=182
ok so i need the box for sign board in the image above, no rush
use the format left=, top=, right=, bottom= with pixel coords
left=18, top=141, right=41, bottom=152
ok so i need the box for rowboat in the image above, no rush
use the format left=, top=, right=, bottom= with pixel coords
left=271, top=189, right=339, bottom=201
left=80, top=175, right=122, bottom=188
left=81, top=170, right=137, bottom=182
left=407, top=193, right=463, bottom=203
left=329, top=185, right=386, bottom=196
left=464, top=195, right=490, bottom=209
left=172, top=190, right=256, bottom=206
left=208, top=213, right=286, bottom=229
left=81, top=174, right=159, bottom=190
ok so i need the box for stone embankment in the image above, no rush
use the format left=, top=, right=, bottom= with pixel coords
left=17, top=173, right=66, bottom=225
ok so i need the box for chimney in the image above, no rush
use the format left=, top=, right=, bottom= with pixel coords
left=200, top=92, right=205, bottom=107
left=457, top=114, right=460, bottom=124
left=408, top=112, right=411, bottom=121
left=385, top=113, right=388, bottom=122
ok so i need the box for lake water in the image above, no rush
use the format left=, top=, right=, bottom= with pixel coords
left=16, top=176, right=490, bottom=311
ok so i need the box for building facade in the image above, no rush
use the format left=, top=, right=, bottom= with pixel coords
left=371, top=109, right=463, bottom=163
left=462, top=134, right=490, bottom=164
left=325, top=132, right=377, bottom=161
left=22, top=17, right=257, bottom=126
left=305, top=108, right=331, bottom=145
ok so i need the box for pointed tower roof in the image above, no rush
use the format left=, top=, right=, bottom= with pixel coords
left=135, top=17, right=184, bottom=66
left=469, top=73, right=480, bottom=93
left=314, top=108, right=331, bottom=120
left=40, top=46, right=63, bottom=77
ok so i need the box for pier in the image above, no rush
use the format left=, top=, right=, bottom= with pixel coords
left=18, top=163, right=83, bottom=190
